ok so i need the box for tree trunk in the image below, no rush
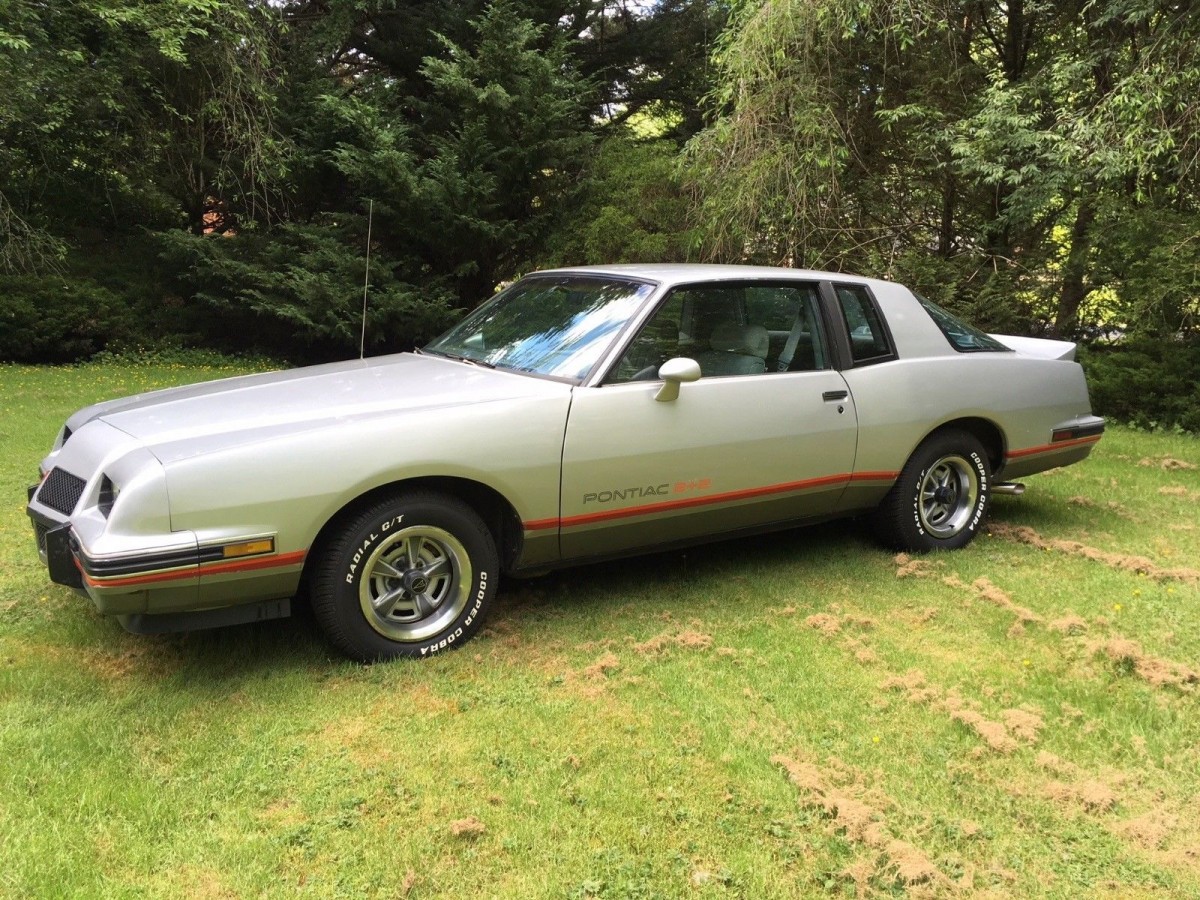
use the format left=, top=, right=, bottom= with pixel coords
left=1053, top=198, right=1096, bottom=338
left=938, top=173, right=956, bottom=258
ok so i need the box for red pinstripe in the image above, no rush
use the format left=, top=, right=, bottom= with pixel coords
left=524, top=470, right=898, bottom=532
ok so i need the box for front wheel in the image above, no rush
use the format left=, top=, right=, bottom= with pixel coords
left=311, top=491, right=499, bottom=662
left=873, top=431, right=991, bottom=552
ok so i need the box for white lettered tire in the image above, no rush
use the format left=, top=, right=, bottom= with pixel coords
left=873, top=430, right=991, bottom=552
left=312, top=491, right=499, bottom=661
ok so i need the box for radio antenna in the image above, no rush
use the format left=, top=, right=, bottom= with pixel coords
left=359, top=198, right=373, bottom=360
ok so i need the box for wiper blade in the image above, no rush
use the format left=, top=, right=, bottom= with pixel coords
left=423, top=348, right=496, bottom=369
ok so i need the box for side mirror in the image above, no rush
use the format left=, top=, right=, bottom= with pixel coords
left=654, top=357, right=701, bottom=402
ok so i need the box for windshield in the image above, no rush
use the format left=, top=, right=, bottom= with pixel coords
left=915, top=294, right=1012, bottom=353
left=425, top=275, right=656, bottom=380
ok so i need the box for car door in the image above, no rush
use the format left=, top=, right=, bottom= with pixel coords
left=557, top=281, right=860, bottom=560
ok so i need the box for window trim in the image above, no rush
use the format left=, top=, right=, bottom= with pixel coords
left=820, top=281, right=899, bottom=369
left=914, top=294, right=1014, bottom=354
left=597, top=278, right=834, bottom=384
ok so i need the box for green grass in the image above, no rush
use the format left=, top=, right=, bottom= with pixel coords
left=2, top=361, right=1199, bottom=898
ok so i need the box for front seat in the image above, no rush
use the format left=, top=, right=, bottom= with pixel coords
left=694, top=322, right=769, bottom=377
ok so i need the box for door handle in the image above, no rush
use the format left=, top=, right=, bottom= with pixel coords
left=822, top=390, right=848, bottom=402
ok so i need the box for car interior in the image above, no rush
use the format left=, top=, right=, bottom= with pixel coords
left=607, top=282, right=829, bottom=382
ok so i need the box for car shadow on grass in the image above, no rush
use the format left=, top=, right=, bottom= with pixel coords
left=75, top=594, right=336, bottom=686
left=989, top=492, right=1099, bottom=533
left=495, top=517, right=872, bottom=630
left=77, top=518, right=872, bottom=678
left=76, top=504, right=1091, bottom=678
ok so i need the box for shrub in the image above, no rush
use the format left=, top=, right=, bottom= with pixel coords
left=1079, top=338, right=1200, bottom=433
left=157, top=225, right=461, bottom=363
left=0, top=275, right=132, bottom=363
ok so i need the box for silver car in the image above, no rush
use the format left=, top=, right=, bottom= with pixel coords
left=26, top=265, right=1104, bottom=660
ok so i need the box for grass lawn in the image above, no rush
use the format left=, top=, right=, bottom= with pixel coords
left=2, top=360, right=1198, bottom=898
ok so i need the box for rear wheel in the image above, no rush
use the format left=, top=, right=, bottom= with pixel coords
left=873, top=431, right=991, bottom=552
left=311, top=491, right=498, bottom=661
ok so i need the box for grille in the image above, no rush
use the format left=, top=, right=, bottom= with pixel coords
left=34, top=521, right=48, bottom=554
left=37, top=468, right=87, bottom=515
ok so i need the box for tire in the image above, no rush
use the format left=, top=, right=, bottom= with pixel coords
left=311, top=491, right=499, bottom=662
left=872, top=430, right=991, bottom=552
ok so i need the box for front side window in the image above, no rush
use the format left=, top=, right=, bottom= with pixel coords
left=606, top=282, right=827, bottom=382
left=915, top=295, right=1012, bottom=353
left=425, top=276, right=656, bottom=380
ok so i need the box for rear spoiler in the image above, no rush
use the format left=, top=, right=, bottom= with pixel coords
left=990, top=334, right=1077, bottom=361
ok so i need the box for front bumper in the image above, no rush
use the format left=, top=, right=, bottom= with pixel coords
left=27, top=505, right=194, bottom=616
left=27, top=508, right=297, bottom=627
left=25, top=417, right=301, bottom=631
left=27, top=494, right=83, bottom=590
left=43, top=523, right=84, bottom=590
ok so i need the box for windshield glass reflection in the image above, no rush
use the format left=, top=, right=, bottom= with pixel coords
left=425, top=277, right=656, bottom=380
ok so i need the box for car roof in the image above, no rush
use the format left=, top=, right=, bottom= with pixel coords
left=535, top=263, right=888, bottom=290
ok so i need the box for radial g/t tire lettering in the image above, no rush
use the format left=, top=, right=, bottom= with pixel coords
left=873, top=430, right=991, bottom=553
left=311, top=491, right=499, bottom=662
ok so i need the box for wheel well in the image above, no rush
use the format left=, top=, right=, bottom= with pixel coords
left=300, top=477, right=525, bottom=592
left=928, top=417, right=1005, bottom=474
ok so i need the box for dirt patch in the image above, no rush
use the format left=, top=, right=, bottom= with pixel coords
left=400, top=871, right=417, bottom=896
left=942, top=573, right=1042, bottom=624
left=882, top=671, right=1041, bottom=753
left=802, top=612, right=879, bottom=668
left=631, top=628, right=713, bottom=655
left=1090, top=637, right=1199, bottom=690
left=1049, top=613, right=1089, bottom=635
left=890, top=552, right=1042, bottom=625
left=844, top=637, right=878, bottom=664
left=1059, top=703, right=1086, bottom=722
left=947, top=706, right=1018, bottom=753
left=893, top=552, right=936, bottom=579
left=449, top=816, right=486, bottom=838
left=1002, top=708, right=1044, bottom=743
left=772, top=753, right=945, bottom=888
left=1044, top=779, right=1118, bottom=813
left=883, top=837, right=941, bottom=886
left=880, top=669, right=941, bottom=705
left=974, top=576, right=1041, bottom=623
left=991, top=523, right=1200, bottom=584
left=1117, top=811, right=1178, bottom=849
left=1159, top=485, right=1200, bottom=501
left=1036, top=751, right=1074, bottom=774
left=804, top=613, right=842, bottom=636
left=1138, top=456, right=1197, bottom=471
left=582, top=651, right=620, bottom=679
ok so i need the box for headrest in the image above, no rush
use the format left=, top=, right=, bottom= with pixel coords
left=709, top=322, right=769, bottom=359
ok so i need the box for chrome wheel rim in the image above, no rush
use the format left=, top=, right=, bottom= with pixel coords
left=918, top=454, right=979, bottom=539
left=358, top=526, right=471, bottom=642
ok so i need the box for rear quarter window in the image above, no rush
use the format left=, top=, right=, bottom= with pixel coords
left=915, top=295, right=1012, bottom=353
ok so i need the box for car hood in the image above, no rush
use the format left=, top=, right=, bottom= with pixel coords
left=69, top=353, right=569, bottom=465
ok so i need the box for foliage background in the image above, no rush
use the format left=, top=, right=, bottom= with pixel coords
left=1, top=0, right=1197, bottom=426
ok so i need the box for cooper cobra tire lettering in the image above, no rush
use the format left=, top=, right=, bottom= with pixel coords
left=312, top=491, right=500, bottom=663
left=873, top=430, right=992, bottom=553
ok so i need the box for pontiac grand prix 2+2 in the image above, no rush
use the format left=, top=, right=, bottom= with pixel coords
left=26, top=265, right=1104, bottom=661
